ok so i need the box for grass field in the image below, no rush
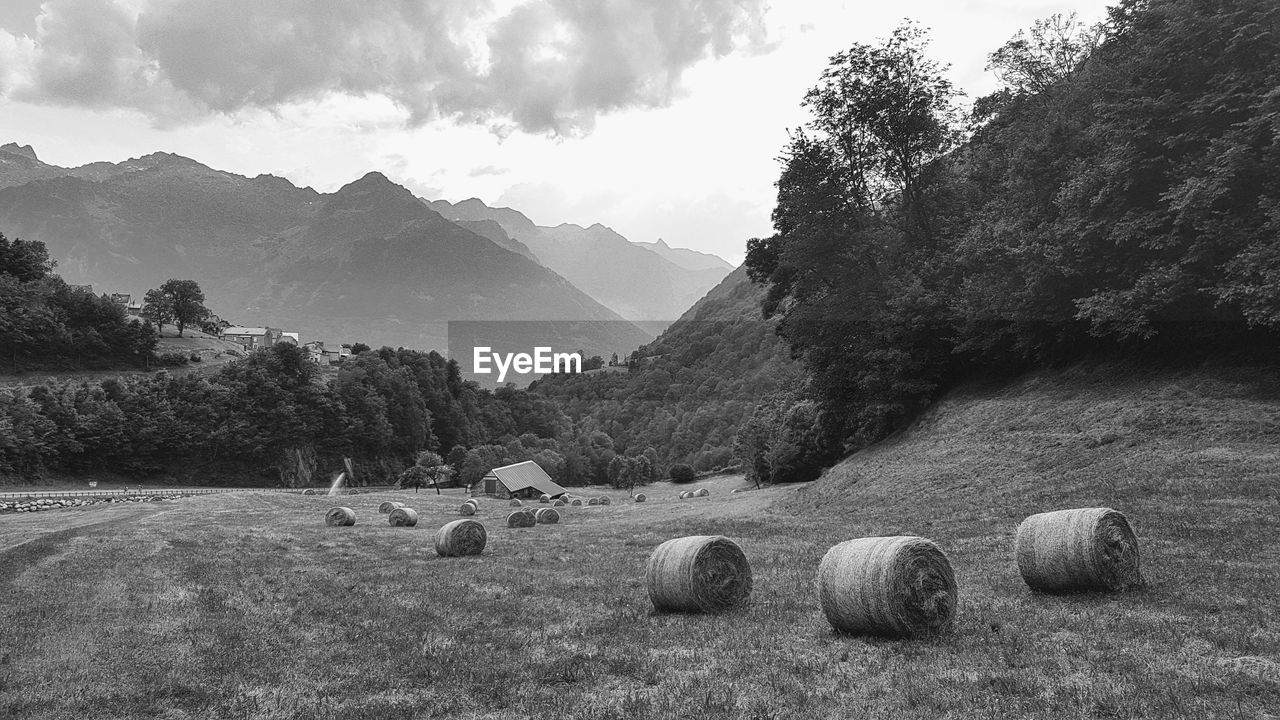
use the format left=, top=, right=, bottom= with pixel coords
left=1, top=364, right=1278, bottom=719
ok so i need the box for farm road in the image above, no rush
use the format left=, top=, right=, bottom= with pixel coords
left=0, top=503, right=169, bottom=557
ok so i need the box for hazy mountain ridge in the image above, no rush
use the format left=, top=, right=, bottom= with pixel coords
left=0, top=145, right=649, bottom=357
left=426, top=197, right=731, bottom=325
left=634, top=238, right=733, bottom=272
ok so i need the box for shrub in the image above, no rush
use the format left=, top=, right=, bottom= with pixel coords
left=157, top=352, right=189, bottom=366
left=669, top=464, right=696, bottom=484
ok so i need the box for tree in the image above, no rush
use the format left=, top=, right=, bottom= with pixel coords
left=149, top=280, right=209, bottom=337
left=141, top=288, right=174, bottom=334
left=801, top=21, right=964, bottom=239
left=0, top=232, right=53, bottom=281
left=351, top=342, right=371, bottom=355
left=986, top=13, right=1103, bottom=98
left=413, top=450, right=450, bottom=495
left=669, top=463, right=696, bottom=484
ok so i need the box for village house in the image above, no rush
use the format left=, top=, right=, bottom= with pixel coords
left=220, top=326, right=284, bottom=351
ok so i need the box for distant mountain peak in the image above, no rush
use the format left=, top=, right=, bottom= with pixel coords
left=120, top=151, right=212, bottom=173
left=334, top=171, right=413, bottom=197
left=0, top=143, right=38, bottom=161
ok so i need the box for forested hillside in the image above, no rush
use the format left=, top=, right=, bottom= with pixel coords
left=743, top=0, right=1280, bottom=480
left=532, top=265, right=802, bottom=471
left=0, top=232, right=156, bottom=371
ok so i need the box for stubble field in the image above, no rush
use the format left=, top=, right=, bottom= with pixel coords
left=2, top=366, right=1279, bottom=719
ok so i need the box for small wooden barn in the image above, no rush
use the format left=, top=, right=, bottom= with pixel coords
left=481, top=461, right=567, bottom=500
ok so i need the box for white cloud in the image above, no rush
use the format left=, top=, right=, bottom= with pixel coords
left=1, top=0, right=771, bottom=134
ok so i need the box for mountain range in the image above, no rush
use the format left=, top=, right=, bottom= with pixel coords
left=425, top=198, right=730, bottom=323
left=0, top=142, right=732, bottom=368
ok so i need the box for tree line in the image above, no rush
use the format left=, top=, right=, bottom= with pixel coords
left=0, top=335, right=675, bottom=488
left=741, top=0, right=1280, bottom=481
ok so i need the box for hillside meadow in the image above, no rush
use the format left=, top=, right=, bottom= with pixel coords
left=1, top=365, right=1278, bottom=720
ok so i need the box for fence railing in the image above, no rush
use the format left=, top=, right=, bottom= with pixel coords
left=0, top=485, right=397, bottom=501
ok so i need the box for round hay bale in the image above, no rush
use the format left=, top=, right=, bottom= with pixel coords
left=539, top=494, right=551, bottom=503
left=571, top=498, right=583, bottom=506
left=1015, top=508, right=1142, bottom=592
left=379, top=501, right=405, bottom=514
left=553, top=499, right=566, bottom=507
left=388, top=507, right=419, bottom=527
left=459, top=502, right=476, bottom=516
left=535, top=508, right=560, bottom=524
left=587, top=497, right=600, bottom=506
left=634, top=493, right=647, bottom=503
left=302, top=488, right=316, bottom=496
left=464, top=498, right=479, bottom=509
left=507, top=510, right=537, bottom=528
left=509, top=499, right=523, bottom=507
left=435, top=519, right=487, bottom=557
left=325, top=506, right=356, bottom=526
left=598, top=496, right=611, bottom=506
left=817, top=536, right=957, bottom=638
left=695, top=488, right=709, bottom=498
left=731, top=488, right=743, bottom=494
left=646, top=535, right=753, bottom=613
left=678, top=491, right=691, bottom=500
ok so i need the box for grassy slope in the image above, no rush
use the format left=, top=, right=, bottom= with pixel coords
left=0, top=327, right=246, bottom=390
left=1, top=364, right=1277, bottom=720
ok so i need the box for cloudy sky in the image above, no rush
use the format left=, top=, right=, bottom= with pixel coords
left=0, top=0, right=1113, bottom=264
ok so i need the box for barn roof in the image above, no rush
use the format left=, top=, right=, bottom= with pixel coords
left=223, top=326, right=269, bottom=335
left=483, top=461, right=566, bottom=496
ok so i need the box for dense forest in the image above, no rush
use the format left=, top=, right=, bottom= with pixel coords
left=530, top=265, right=802, bottom=473
left=0, top=232, right=157, bottom=371
left=742, top=0, right=1280, bottom=479
left=0, top=238, right=652, bottom=487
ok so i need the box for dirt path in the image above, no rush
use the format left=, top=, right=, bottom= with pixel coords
left=0, top=503, right=169, bottom=555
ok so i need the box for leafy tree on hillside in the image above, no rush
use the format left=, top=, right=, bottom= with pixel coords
left=985, top=12, right=1103, bottom=98
left=141, top=288, right=174, bottom=333
left=0, top=232, right=53, bottom=281
left=149, top=279, right=210, bottom=337
left=669, top=463, right=695, bottom=484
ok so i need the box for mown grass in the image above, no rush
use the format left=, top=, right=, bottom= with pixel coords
left=2, top=364, right=1278, bottom=719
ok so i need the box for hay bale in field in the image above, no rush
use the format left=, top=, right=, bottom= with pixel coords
left=509, top=499, right=523, bottom=507
left=379, top=501, right=405, bottom=514
left=464, top=498, right=479, bottom=508
left=539, top=493, right=551, bottom=503
left=571, top=498, right=583, bottom=506
left=553, top=499, right=566, bottom=507
left=435, top=519, right=487, bottom=557
left=302, top=488, right=316, bottom=496
left=598, top=496, right=611, bottom=506
left=459, top=502, right=476, bottom=516
left=646, top=535, right=753, bottom=613
left=731, top=488, right=743, bottom=494
left=325, top=506, right=356, bottom=526
left=1015, top=508, right=1142, bottom=592
left=388, top=507, right=419, bottom=527
left=507, top=509, right=537, bottom=528
left=695, top=488, right=709, bottom=497
left=634, top=493, right=647, bottom=503
left=817, top=536, right=957, bottom=638
left=535, top=508, right=560, bottom=524
left=678, top=491, right=692, bottom=500
left=588, top=497, right=600, bottom=506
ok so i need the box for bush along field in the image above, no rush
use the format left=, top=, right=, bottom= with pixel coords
left=0, top=364, right=1277, bottom=720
